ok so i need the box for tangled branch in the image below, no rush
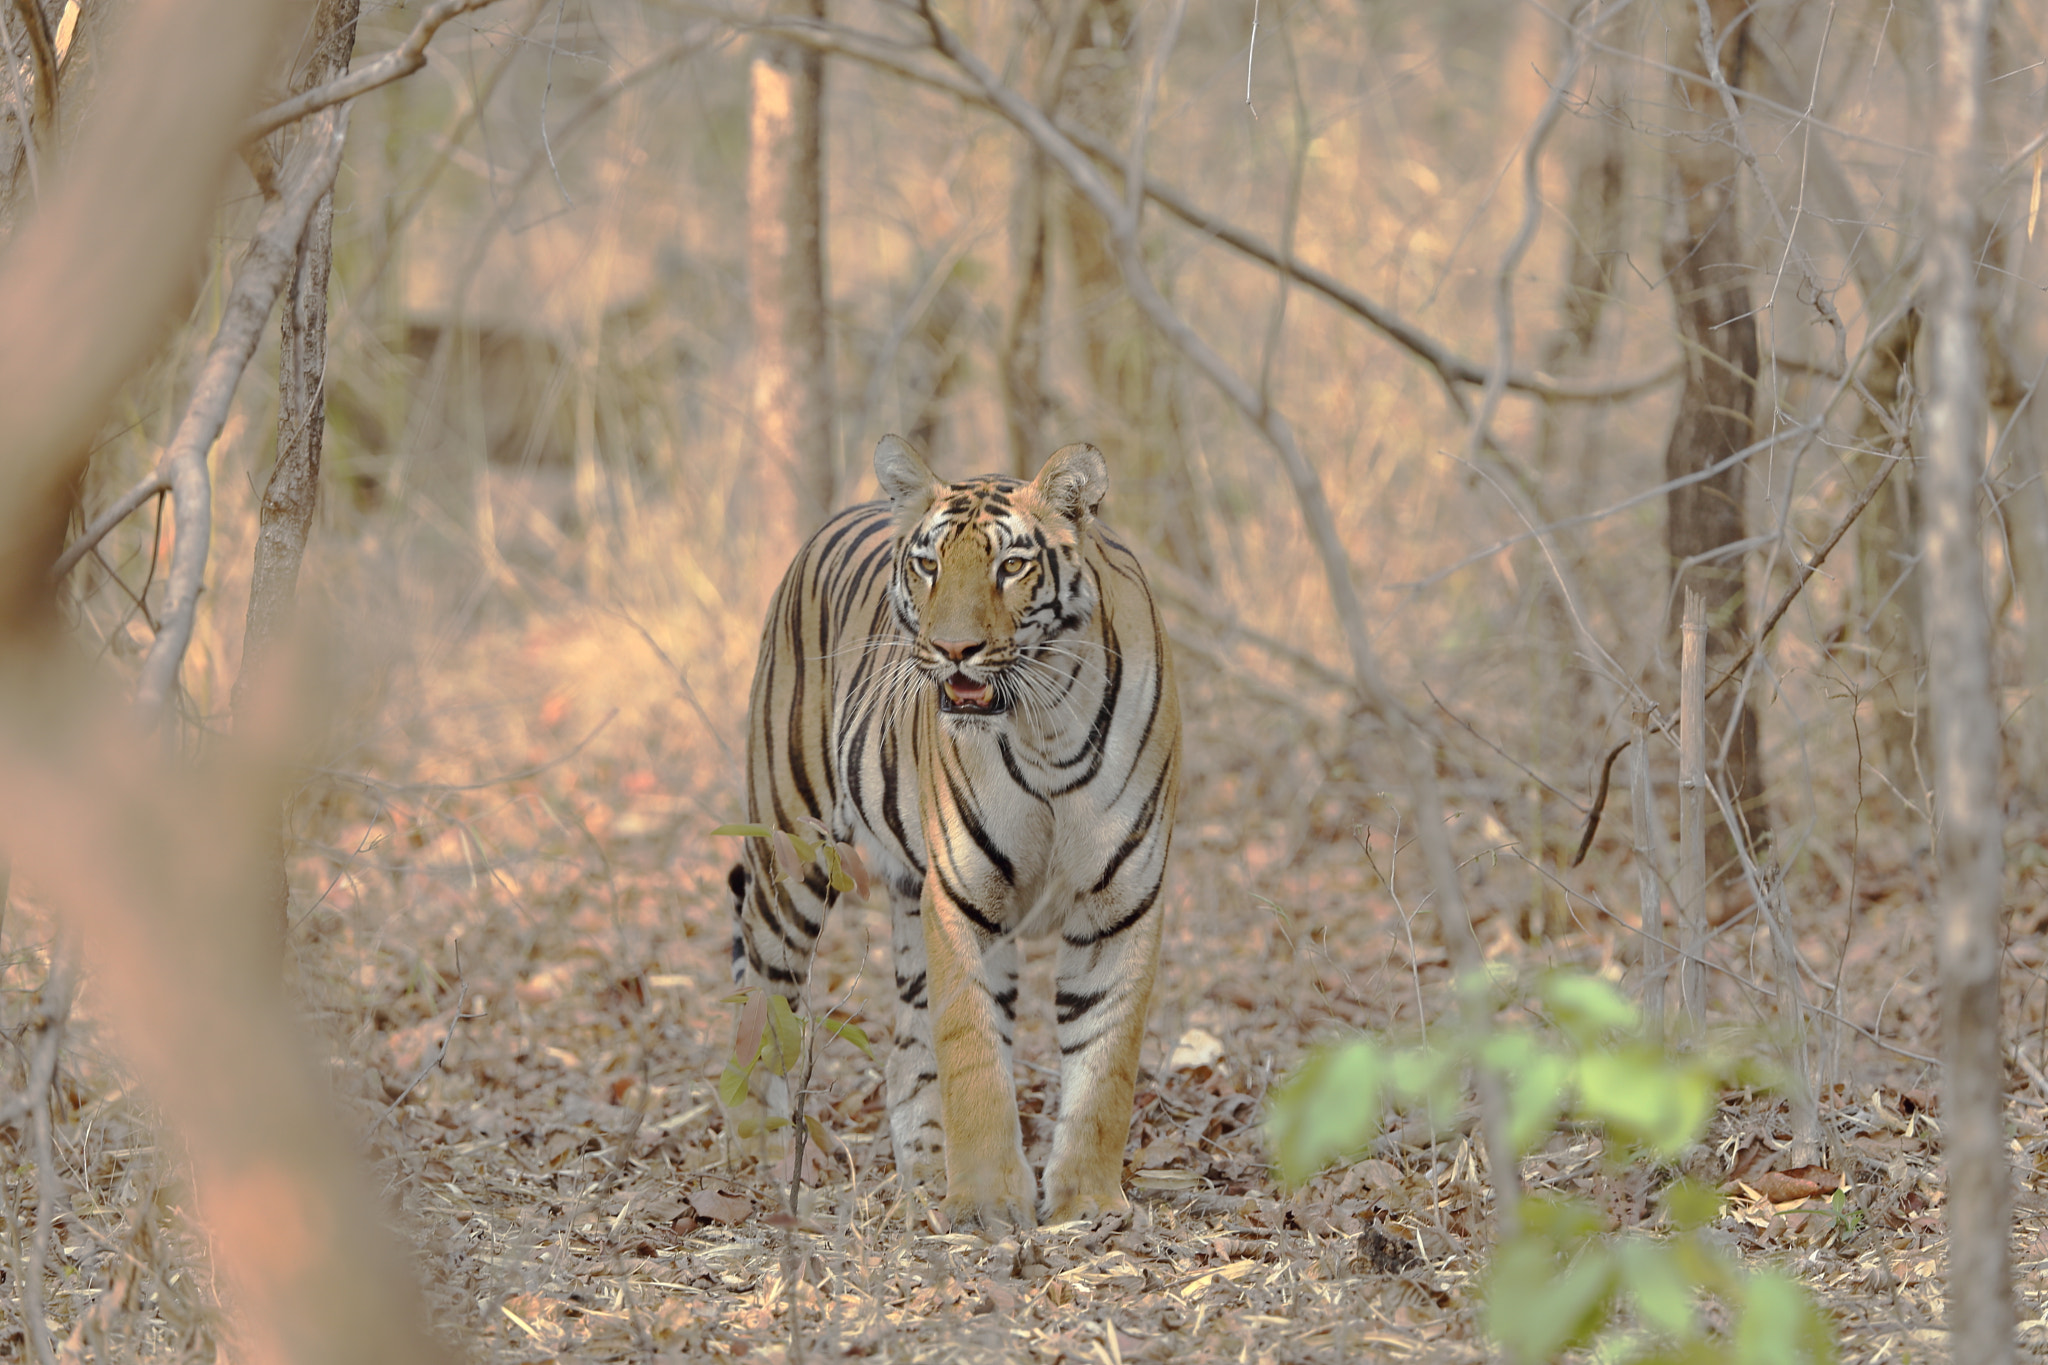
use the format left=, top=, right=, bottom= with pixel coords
left=240, top=0, right=505, bottom=144
left=132, top=109, right=350, bottom=718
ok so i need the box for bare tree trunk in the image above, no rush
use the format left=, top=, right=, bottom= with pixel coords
left=1855, top=317, right=1929, bottom=794
left=1000, top=1, right=1085, bottom=478
left=229, top=0, right=358, bottom=958
left=747, top=0, right=832, bottom=536
left=1002, top=145, right=1053, bottom=476
left=1521, top=27, right=1626, bottom=930
left=1661, top=0, right=1763, bottom=902
left=1056, top=0, right=1211, bottom=578
left=1925, top=0, right=2013, bottom=1356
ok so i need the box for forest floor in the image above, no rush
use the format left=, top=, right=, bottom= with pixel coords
left=9, top=603, right=2048, bottom=1363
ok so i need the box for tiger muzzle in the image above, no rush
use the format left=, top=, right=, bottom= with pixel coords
left=940, top=671, right=1005, bottom=715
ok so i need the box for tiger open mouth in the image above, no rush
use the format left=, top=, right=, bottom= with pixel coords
left=940, top=672, right=1006, bottom=715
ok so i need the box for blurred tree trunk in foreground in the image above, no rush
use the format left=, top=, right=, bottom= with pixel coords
left=1057, top=0, right=1212, bottom=579
left=0, top=0, right=454, bottom=1357
left=0, top=0, right=79, bottom=641
left=747, top=0, right=832, bottom=535
left=233, top=0, right=360, bottom=955
left=1924, top=0, right=2013, bottom=1356
left=1660, top=0, right=1763, bottom=898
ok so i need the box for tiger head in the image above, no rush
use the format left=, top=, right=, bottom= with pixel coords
left=874, top=434, right=1107, bottom=719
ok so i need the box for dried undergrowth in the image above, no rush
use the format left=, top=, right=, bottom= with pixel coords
left=5, top=603, right=2048, bottom=1363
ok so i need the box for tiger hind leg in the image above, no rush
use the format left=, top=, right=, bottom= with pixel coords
left=883, top=883, right=945, bottom=1193
left=725, top=854, right=834, bottom=1157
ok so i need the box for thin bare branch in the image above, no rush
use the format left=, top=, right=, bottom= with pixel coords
left=1464, top=5, right=1590, bottom=469
left=1124, top=0, right=1184, bottom=227
left=1706, top=455, right=1899, bottom=702
left=136, top=110, right=350, bottom=719
left=240, top=0, right=504, bottom=144
left=49, top=469, right=170, bottom=583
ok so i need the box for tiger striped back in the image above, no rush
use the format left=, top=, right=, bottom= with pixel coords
left=731, top=435, right=1180, bottom=1230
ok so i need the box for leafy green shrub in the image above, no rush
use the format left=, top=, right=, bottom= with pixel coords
left=1264, top=972, right=1835, bottom=1365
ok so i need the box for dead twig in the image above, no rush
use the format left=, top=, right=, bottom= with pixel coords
left=48, top=472, right=171, bottom=584
left=1706, top=457, right=1900, bottom=704
left=375, top=974, right=476, bottom=1129
left=239, top=0, right=503, bottom=144
left=1569, top=451, right=1901, bottom=865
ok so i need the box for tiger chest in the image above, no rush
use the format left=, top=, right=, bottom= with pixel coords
left=835, top=710, right=1125, bottom=935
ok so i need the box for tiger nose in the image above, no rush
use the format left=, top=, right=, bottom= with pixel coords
left=933, top=639, right=984, bottom=663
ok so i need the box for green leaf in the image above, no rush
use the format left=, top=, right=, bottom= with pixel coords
left=1618, top=1241, right=1696, bottom=1337
left=1662, top=1179, right=1724, bottom=1232
left=1501, top=1050, right=1572, bottom=1155
left=1518, top=1193, right=1606, bottom=1247
left=819, top=1014, right=874, bottom=1060
left=711, top=823, right=774, bottom=838
left=763, top=993, right=804, bottom=1073
left=731, top=991, right=767, bottom=1071
left=1574, top=1048, right=1714, bottom=1154
left=1388, top=1043, right=1455, bottom=1118
left=1542, top=973, right=1640, bottom=1043
left=1483, top=1236, right=1616, bottom=1364
left=1264, top=1040, right=1385, bottom=1187
left=1735, top=1272, right=1834, bottom=1365
left=717, top=1061, right=752, bottom=1110
left=805, top=1113, right=833, bottom=1151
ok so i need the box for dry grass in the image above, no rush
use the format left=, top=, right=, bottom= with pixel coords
left=7, top=582, right=2048, bottom=1361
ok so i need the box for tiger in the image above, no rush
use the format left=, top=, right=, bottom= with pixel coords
left=729, top=434, right=1181, bottom=1231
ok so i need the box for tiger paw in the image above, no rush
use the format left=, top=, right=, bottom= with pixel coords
left=1039, top=1164, right=1130, bottom=1226
left=941, top=1160, right=1038, bottom=1233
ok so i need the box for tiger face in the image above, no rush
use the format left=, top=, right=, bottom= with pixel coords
left=876, top=435, right=1105, bottom=719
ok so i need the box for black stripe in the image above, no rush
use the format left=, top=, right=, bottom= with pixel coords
left=1090, top=758, right=1173, bottom=894
left=933, top=860, right=1006, bottom=937
left=1049, top=613, right=1121, bottom=789
left=896, top=970, right=927, bottom=1004
left=1055, top=988, right=1106, bottom=1025
left=940, top=749, right=1016, bottom=885
left=1063, top=872, right=1164, bottom=948
left=996, top=736, right=1051, bottom=805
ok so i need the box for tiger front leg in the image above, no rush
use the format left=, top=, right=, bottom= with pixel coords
left=1042, top=878, right=1166, bottom=1224
left=921, top=875, right=1035, bottom=1231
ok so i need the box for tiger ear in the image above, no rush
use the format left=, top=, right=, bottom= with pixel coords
left=1031, top=443, right=1108, bottom=523
left=874, top=434, right=938, bottom=513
